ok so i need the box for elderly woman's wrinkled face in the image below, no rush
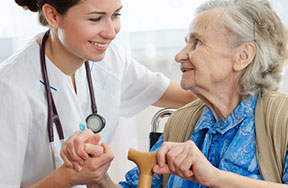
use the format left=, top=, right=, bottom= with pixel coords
left=175, top=9, right=235, bottom=95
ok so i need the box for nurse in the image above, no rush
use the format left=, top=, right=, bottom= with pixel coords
left=0, top=0, right=195, bottom=187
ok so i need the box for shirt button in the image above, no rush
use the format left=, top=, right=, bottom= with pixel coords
left=79, top=123, right=86, bottom=131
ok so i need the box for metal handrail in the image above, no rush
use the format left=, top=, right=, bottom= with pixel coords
left=150, top=108, right=176, bottom=133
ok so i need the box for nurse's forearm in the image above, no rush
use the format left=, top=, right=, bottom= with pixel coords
left=153, top=81, right=196, bottom=108
left=29, top=165, right=74, bottom=188
left=87, top=174, right=122, bottom=188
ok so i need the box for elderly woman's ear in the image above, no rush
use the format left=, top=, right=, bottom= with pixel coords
left=233, top=42, right=256, bottom=72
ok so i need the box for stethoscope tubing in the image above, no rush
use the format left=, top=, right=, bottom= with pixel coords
left=40, top=30, right=64, bottom=142
left=85, top=61, right=97, bottom=114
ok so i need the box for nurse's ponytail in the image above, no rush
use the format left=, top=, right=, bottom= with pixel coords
left=14, top=0, right=80, bottom=26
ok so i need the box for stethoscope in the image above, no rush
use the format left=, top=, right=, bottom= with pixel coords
left=40, top=30, right=106, bottom=168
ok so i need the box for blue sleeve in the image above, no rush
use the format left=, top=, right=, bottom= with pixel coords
left=282, top=144, right=288, bottom=184
left=119, top=134, right=164, bottom=188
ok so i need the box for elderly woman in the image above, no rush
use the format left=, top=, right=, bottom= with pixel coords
left=119, top=0, right=288, bottom=187
left=60, top=0, right=288, bottom=187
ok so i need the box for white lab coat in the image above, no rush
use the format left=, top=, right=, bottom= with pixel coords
left=0, top=33, right=169, bottom=187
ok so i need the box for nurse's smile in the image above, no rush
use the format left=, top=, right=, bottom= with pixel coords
left=89, top=41, right=108, bottom=52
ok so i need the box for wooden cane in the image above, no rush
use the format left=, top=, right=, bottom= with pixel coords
left=128, top=148, right=157, bottom=188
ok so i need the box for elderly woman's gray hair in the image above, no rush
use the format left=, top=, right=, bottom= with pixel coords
left=196, top=0, right=288, bottom=97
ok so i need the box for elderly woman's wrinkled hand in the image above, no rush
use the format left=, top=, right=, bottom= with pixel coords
left=153, top=141, right=220, bottom=187
left=60, top=129, right=104, bottom=171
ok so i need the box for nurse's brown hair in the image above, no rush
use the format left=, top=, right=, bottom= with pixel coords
left=15, top=0, right=80, bottom=26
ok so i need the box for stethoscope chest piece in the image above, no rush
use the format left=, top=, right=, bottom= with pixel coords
left=86, top=113, right=106, bottom=133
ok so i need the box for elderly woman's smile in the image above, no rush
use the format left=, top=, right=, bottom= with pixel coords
left=181, top=66, right=194, bottom=73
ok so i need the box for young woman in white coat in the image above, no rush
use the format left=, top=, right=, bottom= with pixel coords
left=0, top=0, right=196, bottom=187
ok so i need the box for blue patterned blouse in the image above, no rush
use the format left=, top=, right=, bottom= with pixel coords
left=119, top=95, right=288, bottom=187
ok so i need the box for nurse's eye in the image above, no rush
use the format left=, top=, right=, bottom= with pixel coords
left=112, top=13, right=121, bottom=19
left=89, top=17, right=102, bottom=22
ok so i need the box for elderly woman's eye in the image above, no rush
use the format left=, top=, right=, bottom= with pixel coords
left=193, top=39, right=201, bottom=49
left=190, top=39, right=201, bottom=50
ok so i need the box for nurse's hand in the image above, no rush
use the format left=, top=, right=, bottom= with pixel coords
left=60, top=129, right=102, bottom=171
left=71, top=142, right=114, bottom=185
left=153, top=141, right=219, bottom=187
left=53, top=143, right=114, bottom=187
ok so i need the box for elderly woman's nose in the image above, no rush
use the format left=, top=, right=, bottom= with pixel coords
left=175, top=48, right=188, bottom=63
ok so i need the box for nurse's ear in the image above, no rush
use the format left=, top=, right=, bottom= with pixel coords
left=232, top=42, right=256, bottom=72
left=42, top=4, right=60, bottom=29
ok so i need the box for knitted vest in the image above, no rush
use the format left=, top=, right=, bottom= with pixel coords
left=162, top=92, right=288, bottom=187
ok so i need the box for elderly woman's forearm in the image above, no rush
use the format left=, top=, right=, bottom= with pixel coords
left=212, top=170, right=288, bottom=188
